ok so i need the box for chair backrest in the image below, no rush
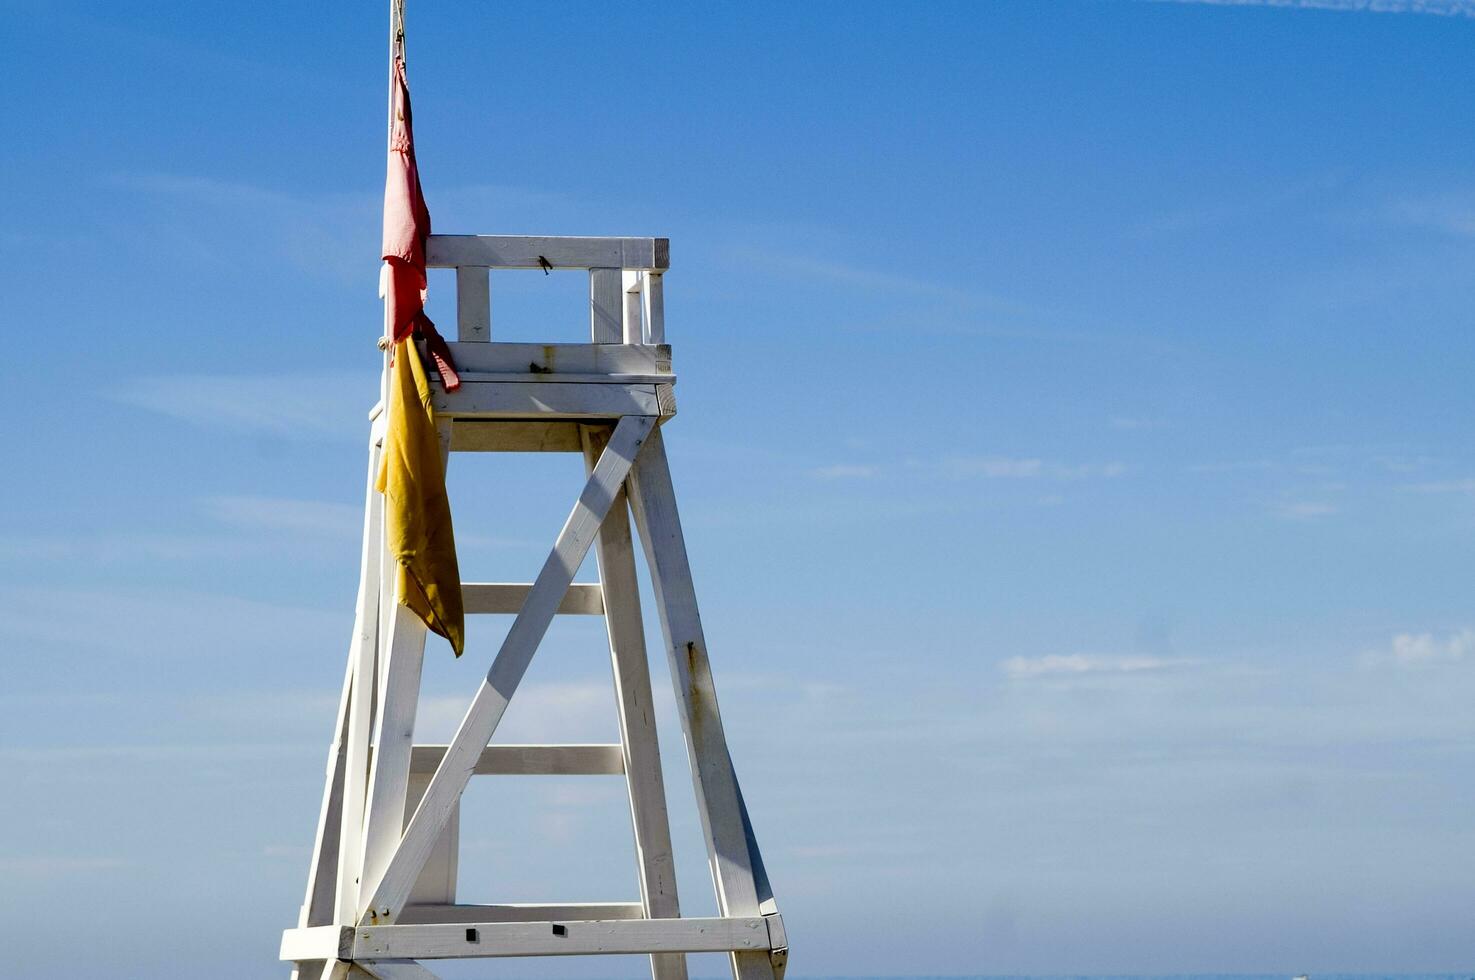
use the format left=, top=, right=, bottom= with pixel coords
left=426, top=235, right=668, bottom=345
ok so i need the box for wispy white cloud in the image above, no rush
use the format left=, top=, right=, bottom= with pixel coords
left=1271, top=500, right=1340, bottom=519
left=809, top=463, right=879, bottom=480
left=1406, top=477, right=1475, bottom=494
left=112, top=372, right=372, bottom=442
left=942, top=455, right=1127, bottom=480
left=0, top=856, right=130, bottom=876
left=1002, top=654, right=1195, bottom=679
left=204, top=495, right=361, bottom=538
left=1384, top=628, right=1475, bottom=665
left=1146, top=0, right=1475, bottom=16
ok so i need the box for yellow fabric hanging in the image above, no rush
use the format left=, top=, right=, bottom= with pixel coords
left=377, top=337, right=465, bottom=656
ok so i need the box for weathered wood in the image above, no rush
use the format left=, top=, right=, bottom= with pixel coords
left=336, top=435, right=387, bottom=924
left=298, top=628, right=354, bottom=930
left=432, top=381, right=665, bottom=420
left=590, top=268, right=624, bottom=343
left=643, top=274, right=665, bottom=345
left=455, top=267, right=490, bottom=342
left=281, top=926, right=352, bottom=962
left=397, top=903, right=644, bottom=924
left=626, top=427, right=777, bottom=980
left=623, top=271, right=645, bottom=344
left=359, top=415, right=657, bottom=924
left=357, top=961, right=441, bottom=980
left=461, top=582, right=605, bottom=615
left=427, top=235, right=669, bottom=272
left=584, top=425, right=687, bottom=980
left=409, top=743, right=625, bottom=776
left=352, top=917, right=771, bottom=960
left=443, top=342, right=671, bottom=378
left=359, top=571, right=432, bottom=919
left=451, top=421, right=587, bottom=454
left=404, top=771, right=458, bottom=907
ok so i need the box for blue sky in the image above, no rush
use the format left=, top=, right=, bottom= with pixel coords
left=4, top=1, right=1475, bottom=977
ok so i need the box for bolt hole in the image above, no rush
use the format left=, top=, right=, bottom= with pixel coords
left=466, top=928, right=479, bottom=943
left=552, top=924, right=568, bottom=937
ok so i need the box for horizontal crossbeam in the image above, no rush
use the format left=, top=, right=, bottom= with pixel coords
left=397, top=902, right=644, bottom=924
left=283, top=916, right=775, bottom=962
left=409, top=744, right=624, bottom=776
left=427, top=235, right=669, bottom=272
left=450, top=421, right=586, bottom=453
left=431, top=381, right=672, bottom=420
left=462, top=583, right=604, bottom=615
left=444, top=342, right=671, bottom=378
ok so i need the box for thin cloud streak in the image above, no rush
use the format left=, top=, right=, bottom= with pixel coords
left=1145, top=0, right=1475, bottom=16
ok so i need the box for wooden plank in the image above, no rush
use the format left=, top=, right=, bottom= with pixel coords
left=404, top=771, right=458, bottom=907
left=397, top=903, right=644, bottom=924
left=623, top=271, right=645, bottom=344
left=358, top=962, right=441, bottom=980
left=455, top=267, right=490, bottom=342
left=427, top=235, right=669, bottom=272
left=409, top=743, right=625, bottom=776
left=297, top=632, right=354, bottom=930
left=590, top=269, right=623, bottom=344
left=432, top=381, right=664, bottom=421
left=626, top=427, right=777, bottom=980
left=357, top=421, right=452, bottom=920
left=359, top=415, right=657, bottom=924
left=281, top=925, right=352, bottom=962
left=450, top=421, right=585, bottom=454
left=352, top=917, right=771, bottom=960
left=461, top=582, right=604, bottom=615
left=583, top=425, right=686, bottom=980
left=643, top=274, right=665, bottom=345
left=358, top=588, right=431, bottom=916
left=443, top=342, right=671, bottom=378
left=335, top=436, right=387, bottom=924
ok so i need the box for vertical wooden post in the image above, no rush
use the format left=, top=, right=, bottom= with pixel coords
left=590, top=268, right=624, bottom=343
left=625, top=427, right=777, bottom=980
left=455, top=267, right=490, bottom=341
left=583, top=425, right=688, bottom=980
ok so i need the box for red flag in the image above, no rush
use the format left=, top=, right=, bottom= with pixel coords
left=383, top=55, right=459, bottom=390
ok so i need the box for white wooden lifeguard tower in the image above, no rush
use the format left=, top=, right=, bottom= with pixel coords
left=278, top=240, right=789, bottom=977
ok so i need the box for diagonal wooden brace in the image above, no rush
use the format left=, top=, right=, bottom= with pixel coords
left=357, top=414, right=657, bottom=924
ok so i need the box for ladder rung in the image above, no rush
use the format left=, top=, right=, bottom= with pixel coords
left=282, top=915, right=775, bottom=961
left=398, top=902, right=644, bottom=924
left=410, top=744, right=625, bottom=776
left=462, top=582, right=604, bottom=616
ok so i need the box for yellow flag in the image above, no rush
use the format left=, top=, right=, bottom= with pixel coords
left=377, top=338, right=465, bottom=656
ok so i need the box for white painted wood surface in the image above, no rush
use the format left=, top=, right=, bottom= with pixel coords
left=454, top=267, right=490, bottom=342
left=450, top=421, right=587, bottom=454
left=335, top=434, right=387, bottom=924
left=427, top=235, right=669, bottom=271
left=584, top=425, right=687, bottom=980
left=432, top=381, right=665, bottom=420
left=643, top=274, right=665, bottom=344
left=359, top=415, right=656, bottom=923
left=397, top=902, right=644, bottom=924
left=357, top=960, right=441, bottom=980
left=461, top=582, right=604, bottom=615
left=353, top=916, right=770, bottom=960
left=443, top=342, right=671, bottom=377
left=590, top=268, right=624, bottom=344
left=626, top=426, right=777, bottom=980
left=408, top=743, right=625, bottom=776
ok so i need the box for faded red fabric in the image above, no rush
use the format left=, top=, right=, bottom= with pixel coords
left=383, top=55, right=460, bottom=391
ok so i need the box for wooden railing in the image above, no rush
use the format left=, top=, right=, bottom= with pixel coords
left=426, top=234, right=668, bottom=345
